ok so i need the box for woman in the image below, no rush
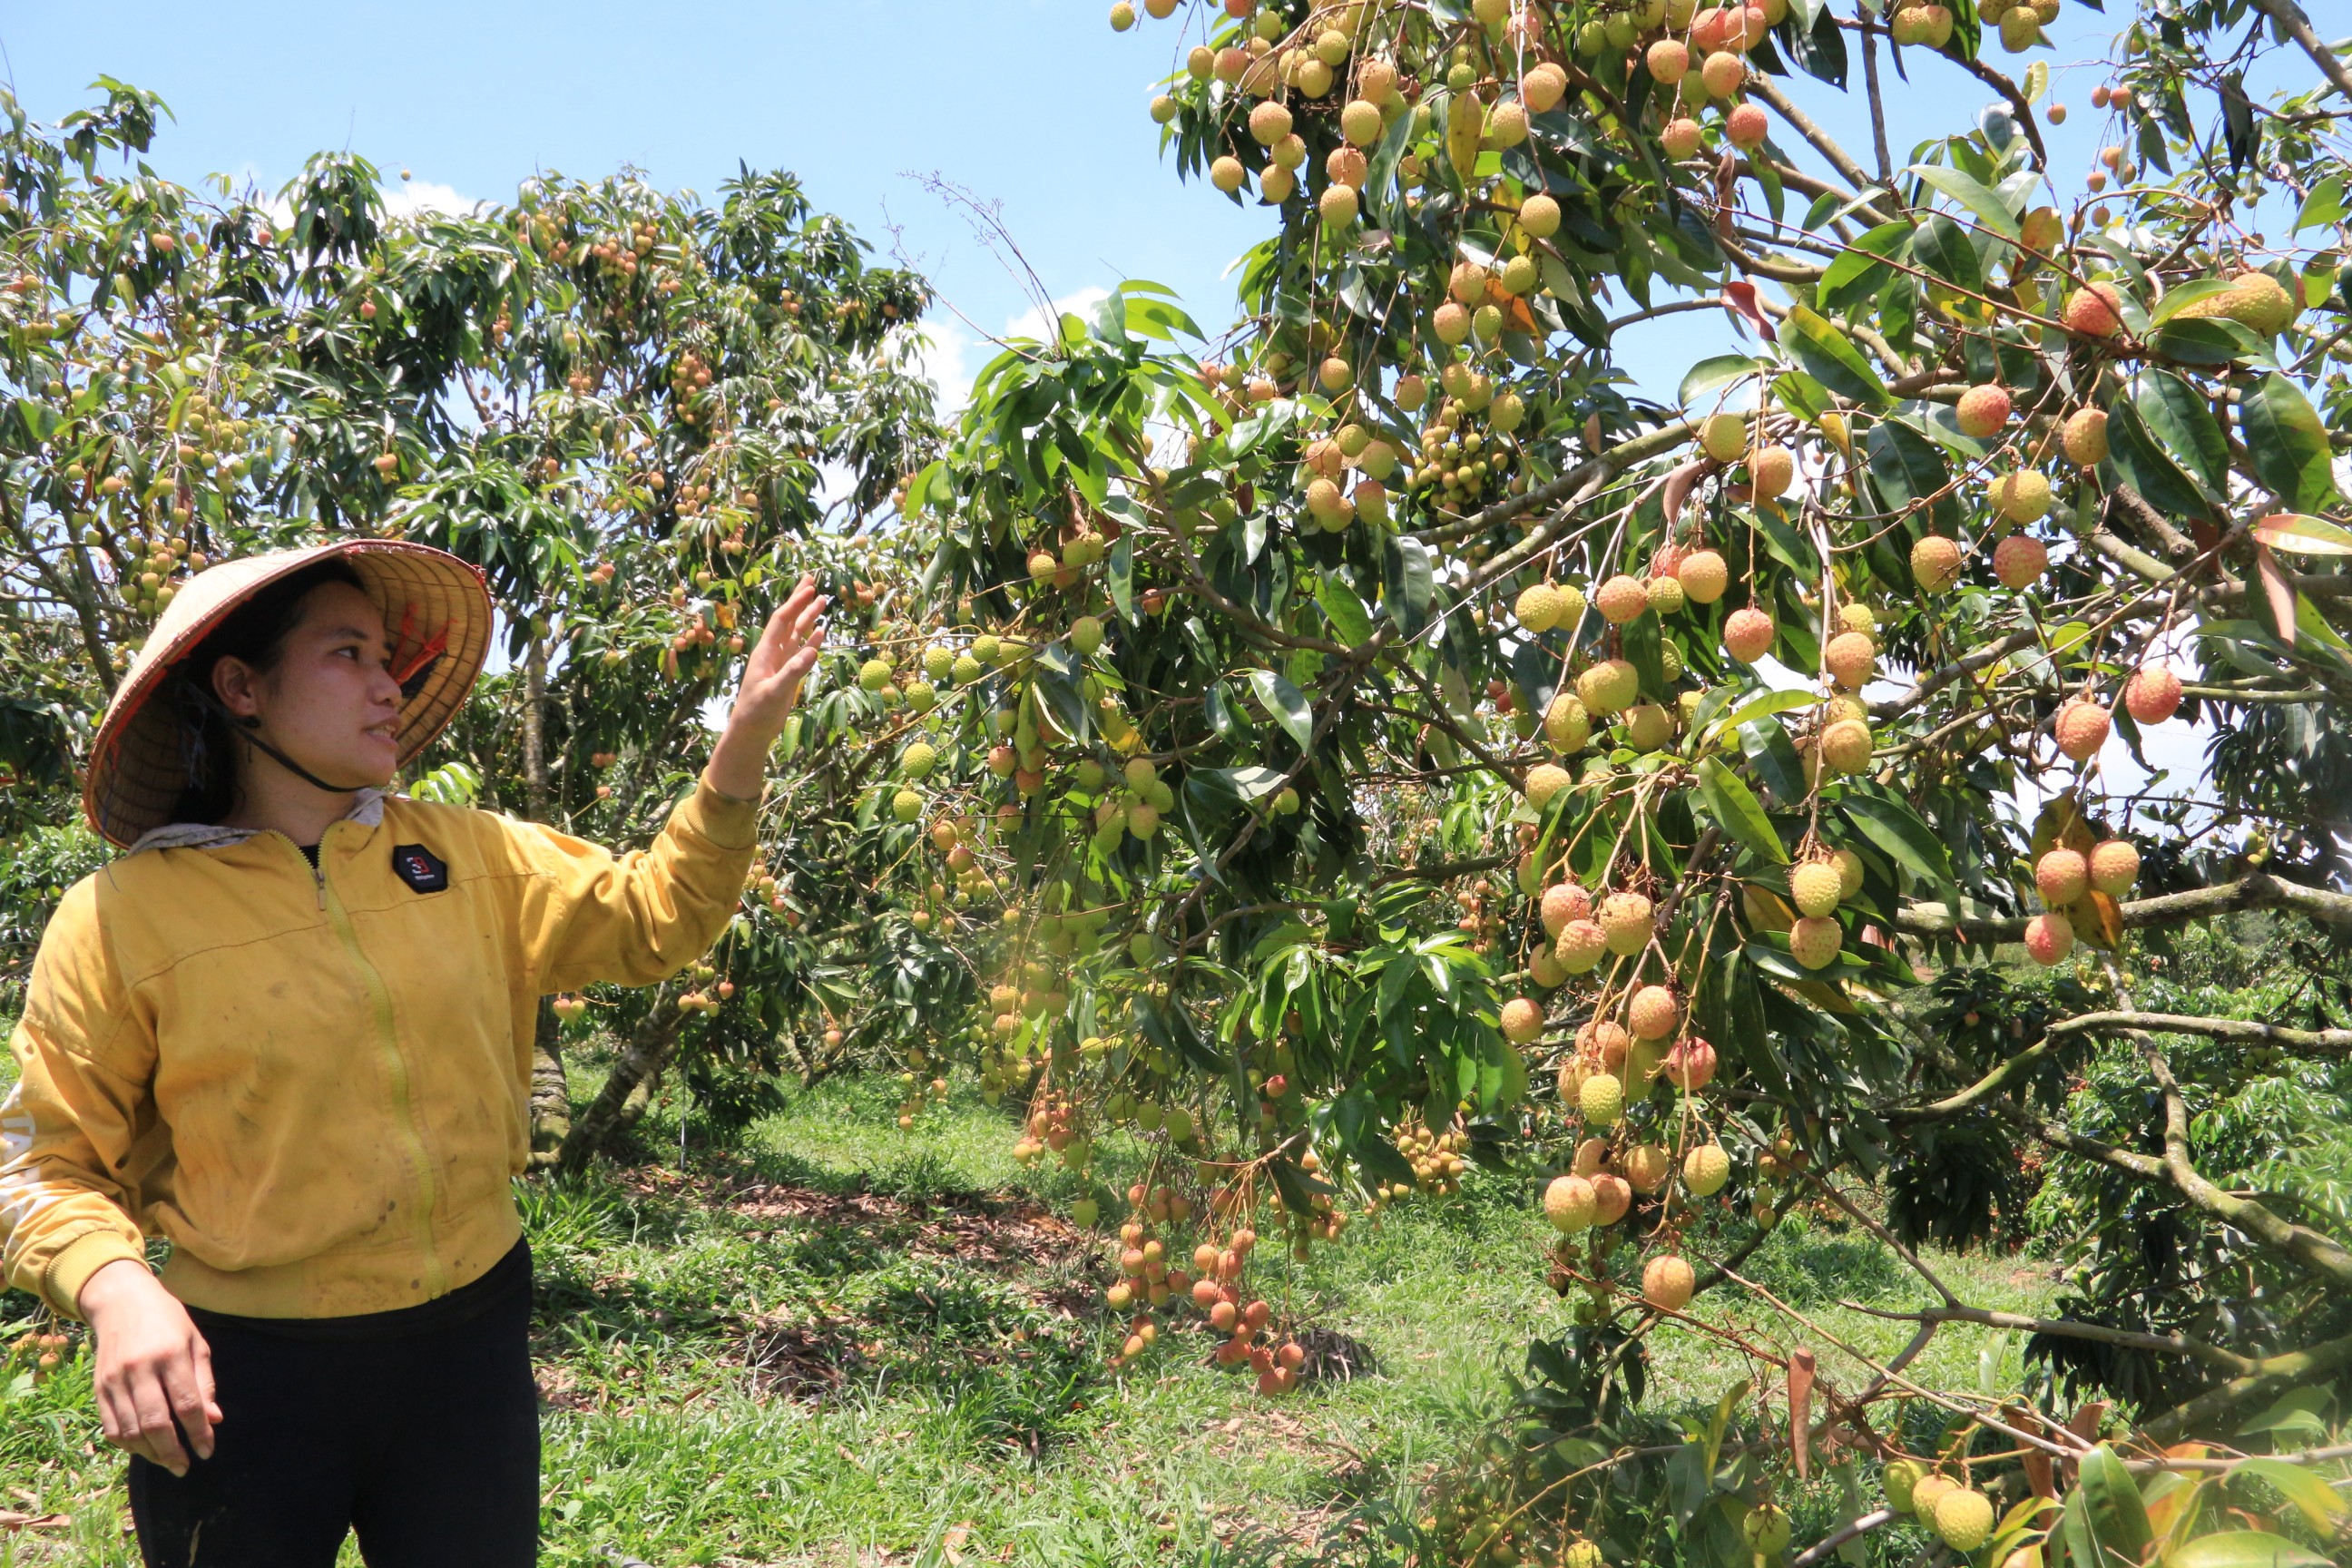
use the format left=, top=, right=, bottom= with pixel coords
left=0, top=538, right=824, bottom=1566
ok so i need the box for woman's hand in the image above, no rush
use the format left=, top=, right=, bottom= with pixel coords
left=78, top=1259, right=220, bottom=1476
left=705, top=573, right=827, bottom=802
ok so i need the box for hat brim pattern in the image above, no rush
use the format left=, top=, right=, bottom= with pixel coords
left=83, top=540, right=493, bottom=848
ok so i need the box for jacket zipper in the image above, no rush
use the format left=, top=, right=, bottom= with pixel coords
left=274, top=830, right=448, bottom=1300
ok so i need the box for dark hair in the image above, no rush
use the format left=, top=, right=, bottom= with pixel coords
left=161, top=558, right=369, bottom=826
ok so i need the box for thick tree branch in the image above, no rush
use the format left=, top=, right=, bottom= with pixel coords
left=2243, top=0, right=2352, bottom=105
left=1896, top=873, right=2352, bottom=943
left=2046, top=1010, right=2352, bottom=1055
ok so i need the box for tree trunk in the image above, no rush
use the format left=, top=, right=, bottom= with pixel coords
left=557, top=986, right=686, bottom=1174
left=520, top=631, right=575, bottom=1166
left=525, top=997, right=570, bottom=1171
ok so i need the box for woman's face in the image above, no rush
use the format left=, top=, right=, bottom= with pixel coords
left=215, top=581, right=407, bottom=790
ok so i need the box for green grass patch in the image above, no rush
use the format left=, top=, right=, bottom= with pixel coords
left=1, top=1060, right=2057, bottom=1565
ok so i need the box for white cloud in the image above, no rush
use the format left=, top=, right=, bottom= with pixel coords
left=912, top=287, right=1114, bottom=417
left=912, top=322, right=975, bottom=416
left=1004, top=285, right=1112, bottom=348
left=382, top=178, right=484, bottom=220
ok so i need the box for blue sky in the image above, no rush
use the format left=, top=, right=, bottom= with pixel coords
left=1, top=1, right=2150, bottom=406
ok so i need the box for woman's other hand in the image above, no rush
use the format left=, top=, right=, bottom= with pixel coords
left=79, top=1259, right=220, bottom=1476
left=705, top=573, right=827, bottom=801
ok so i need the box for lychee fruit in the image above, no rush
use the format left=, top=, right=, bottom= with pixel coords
left=1955, top=384, right=2012, bottom=438
left=1600, top=891, right=1655, bottom=956
left=1824, top=630, right=1876, bottom=690
left=1789, top=915, right=1843, bottom=968
left=1647, top=575, right=1687, bottom=616
left=1248, top=101, right=1293, bottom=146
left=1628, top=985, right=1679, bottom=1040
left=1912, top=534, right=1963, bottom=591
left=1597, top=573, right=1651, bottom=624
left=1683, top=1142, right=1731, bottom=1195
left=1339, top=98, right=1383, bottom=146
left=1518, top=192, right=1562, bottom=239
left=1580, top=1019, right=1632, bottom=1068
left=1992, top=534, right=2047, bottom=589
left=1541, top=881, right=1593, bottom=936
left=2035, top=846, right=2088, bottom=906
left=1580, top=1073, right=1625, bottom=1126
left=1526, top=762, right=1573, bottom=807
left=2090, top=838, right=2140, bottom=896
left=1820, top=719, right=1874, bottom=775
left=1515, top=581, right=1568, bottom=632
left=1725, top=103, right=1769, bottom=150
left=2063, top=407, right=2110, bottom=467
left=1577, top=658, right=1641, bottom=715
left=1622, top=1143, right=1672, bottom=1195
left=2024, top=909, right=2074, bottom=965
left=1723, top=606, right=1775, bottom=662
left=1647, top=38, right=1690, bottom=82
left=1546, top=693, right=1593, bottom=751
left=1556, top=919, right=1610, bottom=973
left=2054, top=698, right=2111, bottom=762
left=1790, top=858, right=1845, bottom=918
left=1590, top=1172, right=1633, bottom=1225
left=1501, top=996, right=1546, bottom=1044
left=1642, top=1251, right=1697, bottom=1311
left=1932, top=1489, right=1995, bottom=1553
left=1665, top=1036, right=1719, bottom=1092
left=1701, top=51, right=1746, bottom=96
left=1661, top=117, right=1705, bottom=159
left=1749, top=445, right=1794, bottom=497
left=2063, top=281, right=2125, bottom=338
left=1700, top=412, right=1748, bottom=463
left=2124, top=663, right=2180, bottom=724
left=1989, top=469, right=2053, bottom=523
left=1623, top=703, right=1675, bottom=752
left=1544, top=1174, right=1598, bottom=1231
left=1678, top=548, right=1729, bottom=603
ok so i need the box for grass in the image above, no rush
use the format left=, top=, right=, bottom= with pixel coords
left=0, top=1050, right=2058, bottom=1567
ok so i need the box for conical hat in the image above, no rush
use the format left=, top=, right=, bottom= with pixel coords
left=83, top=539, right=493, bottom=848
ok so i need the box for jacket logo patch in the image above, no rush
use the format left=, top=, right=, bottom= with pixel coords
left=390, top=843, right=449, bottom=894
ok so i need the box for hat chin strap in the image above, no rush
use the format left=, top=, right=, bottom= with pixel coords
left=186, top=682, right=382, bottom=797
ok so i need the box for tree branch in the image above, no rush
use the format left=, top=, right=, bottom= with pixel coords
left=1896, top=873, right=2352, bottom=943
left=2243, top=0, right=2352, bottom=105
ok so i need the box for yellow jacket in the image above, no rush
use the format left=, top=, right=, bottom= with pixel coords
left=1, top=777, right=761, bottom=1319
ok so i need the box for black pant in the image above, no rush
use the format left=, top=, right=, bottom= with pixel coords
left=129, top=1240, right=539, bottom=1568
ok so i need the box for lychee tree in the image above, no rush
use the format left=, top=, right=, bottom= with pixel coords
left=867, top=0, right=2351, bottom=1559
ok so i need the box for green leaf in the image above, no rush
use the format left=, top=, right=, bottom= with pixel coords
left=2105, top=395, right=2215, bottom=519
left=1317, top=574, right=1374, bottom=647
left=2252, top=513, right=2352, bottom=556
left=2228, top=1459, right=2347, bottom=1535
left=1911, top=212, right=1983, bottom=293
left=1713, top=688, right=1820, bottom=739
left=2149, top=278, right=2234, bottom=325
left=2240, top=374, right=2337, bottom=511
left=2062, top=1445, right=2151, bottom=1568
left=1696, top=756, right=1788, bottom=864
left=1107, top=534, right=1135, bottom=622
left=1680, top=353, right=1764, bottom=408
left=1818, top=221, right=1911, bottom=312
left=2293, top=174, right=2346, bottom=232
left=2167, top=1534, right=2328, bottom=1568
left=2151, top=318, right=2269, bottom=367
left=1906, top=162, right=2021, bottom=239
left=1783, top=307, right=1890, bottom=407
left=1382, top=534, right=1436, bottom=636
left=1838, top=789, right=1952, bottom=887
left=1248, top=669, right=1316, bottom=750
left=1865, top=417, right=1949, bottom=512
left=2134, top=371, right=2227, bottom=493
